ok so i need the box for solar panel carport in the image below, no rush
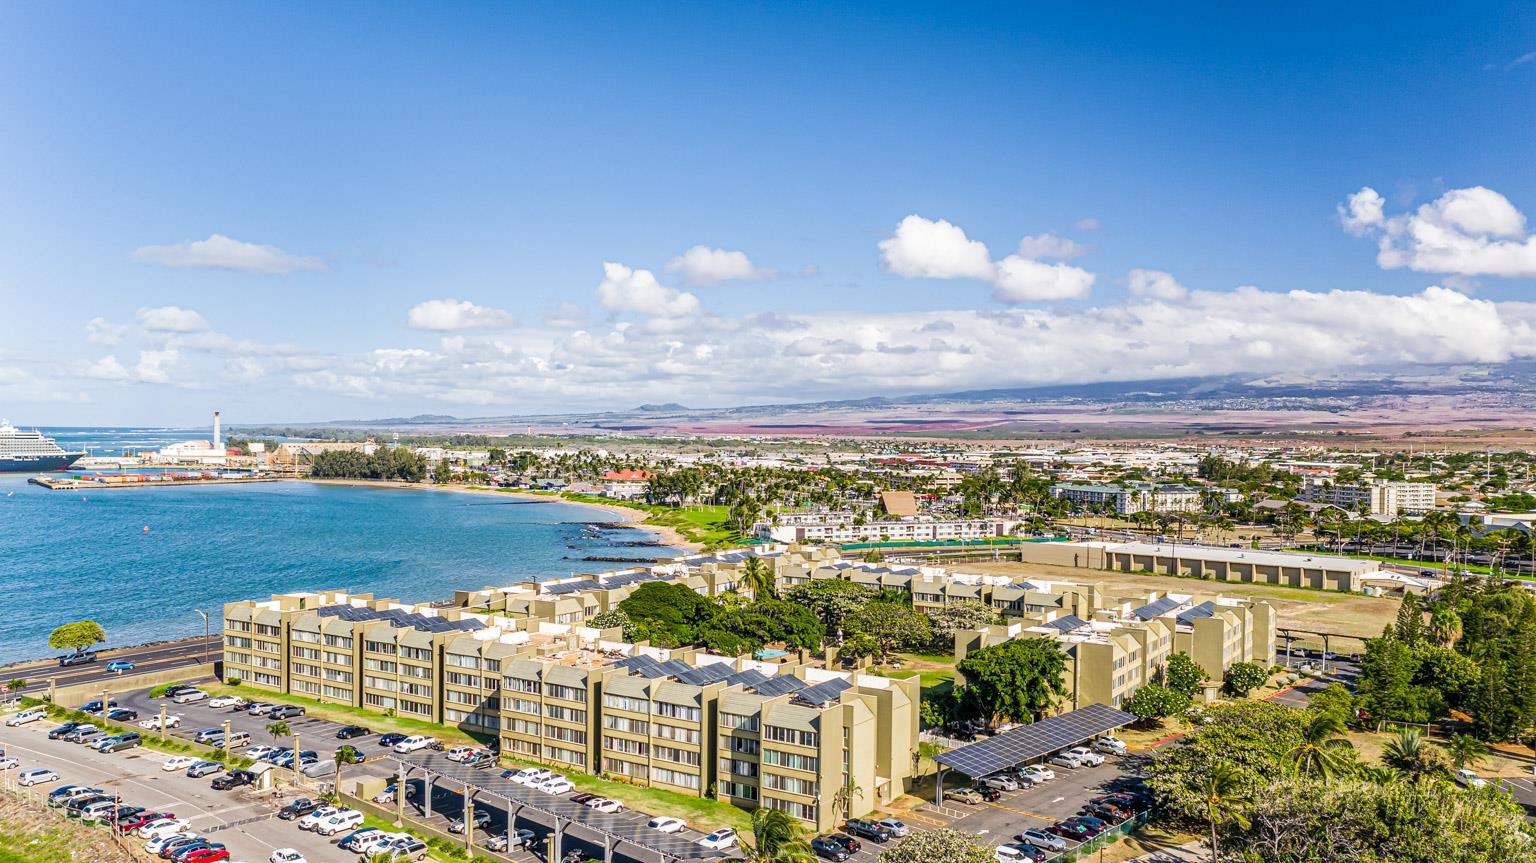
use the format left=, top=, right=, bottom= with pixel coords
left=932, top=703, right=1136, bottom=804
left=388, top=751, right=726, bottom=863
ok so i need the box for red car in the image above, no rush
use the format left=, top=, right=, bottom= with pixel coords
left=182, top=849, right=230, bottom=863
left=119, top=812, right=174, bottom=833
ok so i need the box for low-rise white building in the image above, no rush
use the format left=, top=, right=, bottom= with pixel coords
left=753, top=517, right=1021, bottom=544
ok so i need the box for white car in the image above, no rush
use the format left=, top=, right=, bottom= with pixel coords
left=162, top=755, right=199, bottom=772
left=876, top=818, right=910, bottom=837
left=983, top=774, right=1018, bottom=791
left=1455, top=768, right=1489, bottom=789
left=172, top=689, right=208, bottom=704
left=697, top=828, right=738, bottom=850
left=507, top=767, right=551, bottom=785
left=1064, top=746, right=1105, bottom=767
left=208, top=695, right=246, bottom=708
left=139, top=715, right=183, bottom=730
left=313, top=809, right=364, bottom=836
left=17, top=768, right=59, bottom=786
left=1092, top=736, right=1127, bottom=756
left=1048, top=751, right=1084, bottom=769
left=537, top=776, right=573, bottom=795
left=0, top=757, right=18, bottom=770
left=145, top=833, right=194, bottom=854
left=353, top=832, right=400, bottom=854
left=1018, top=764, right=1054, bottom=783
left=1018, top=828, right=1067, bottom=852
left=445, top=745, right=474, bottom=762
left=269, top=850, right=307, bottom=863
left=996, top=845, right=1038, bottom=863
left=391, top=735, right=435, bottom=753
left=139, top=818, right=193, bottom=840
left=648, top=816, right=686, bottom=833
left=297, top=806, right=341, bottom=830
left=5, top=707, right=47, bottom=726
left=585, top=797, right=623, bottom=813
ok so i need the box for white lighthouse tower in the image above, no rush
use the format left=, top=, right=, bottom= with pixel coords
left=212, top=410, right=222, bottom=452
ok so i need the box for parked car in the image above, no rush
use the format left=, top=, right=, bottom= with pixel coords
left=811, top=836, right=851, bottom=861
left=212, top=731, right=251, bottom=749
left=336, top=725, right=370, bottom=739
left=697, top=828, right=739, bottom=850
left=0, top=756, right=16, bottom=770
left=95, top=732, right=143, bottom=753
left=996, top=843, right=1047, bottom=862
left=983, top=774, right=1019, bottom=792
left=647, top=816, right=686, bottom=833
left=1455, top=768, right=1489, bottom=789
left=62, top=723, right=100, bottom=742
left=949, top=788, right=987, bottom=805
left=81, top=800, right=123, bottom=820
left=376, top=837, right=429, bottom=862
left=483, top=828, right=536, bottom=852
left=1083, top=802, right=1131, bottom=824
left=244, top=702, right=274, bottom=715
left=1064, top=746, right=1105, bottom=767
left=876, top=818, right=910, bottom=838
left=1050, top=819, right=1098, bottom=841
left=173, top=841, right=226, bottom=862
left=58, top=651, right=98, bottom=667
left=278, top=798, right=320, bottom=820
left=106, top=660, right=136, bottom=672
left=1048, top=751, right=1084, bottom=769
left=445, top=745, right=475, bottom=762
left=80, top=698, right=116, bottom=714
left=121, top=812, right=175, bottom=833
left=507, top=767, right=552, bottom=785
left=371, top=784, right=398, bottom=804
left=138, top=818, right=193, bottom=840
left=22, top=767, right=63, bottom=786
left=207, top=695, right=245, bottom=708
left=144, top=833, right=194, bottom=854
left=48, top=785, right=101, bottom=805
left=462, top=749, right=497, bottom=768
left=823, top=835, right=861, bottom=856
left=844, top=819, right=894, bottom=842
left=586, top=797, right=623, bottom=813
left=1017, top=828, right=1068, bottom=852
left=140, top=714, right=182, bottom=730
left=181, top=848, right=230, bottom=863
left=537, top=776, right=574, bottom=795
left=337, top=827, right=383, bottom=852
left=268, top=705, right=304, bottom=719
left=378, top=733, right=407, bottom=747
left=48, top=721, right=85, bottom=740
left=211, top=770, right=257, bottom=790
left=162, top=755, right=199, bottom=772
left=161, top=685, right=197, bottom=699
left=172, top=690, right=208, bottom=704
left=391, top=735, right=435, bottom=753
left=448, top=808, right=491, bottom=833
left=268, top=850, right=307, bottom=863
left=1093, top=735, right=1127, bottom=756
left=186, top=761, right=224, bottom=778
left=297, top=806, right=342, bottom=831
left=104, top=708, right=139, bottom=722
left=65, top=794, right=113, bottom=815
left=74, top=729, right=109, bottom=746
left=193, top=728, right=225, bottom=745
left=6, top=707, right=47, bottom=726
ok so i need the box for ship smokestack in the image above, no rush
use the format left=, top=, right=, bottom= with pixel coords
left=213, top=410, right=222, bottom=451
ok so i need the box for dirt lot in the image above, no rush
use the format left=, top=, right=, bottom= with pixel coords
left=968, top=560, right=1400, bottom=643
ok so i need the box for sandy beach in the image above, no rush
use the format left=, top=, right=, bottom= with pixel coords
left=301, top=478, right=703, bottom=553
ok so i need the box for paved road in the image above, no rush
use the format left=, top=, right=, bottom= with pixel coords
left=2, top=637, right=219, bottom=696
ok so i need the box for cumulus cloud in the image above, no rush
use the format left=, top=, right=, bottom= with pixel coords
left=134, top=349, right=179, bottom=384
left=81, top=355, right=131, bottom=381
left=131, top=233, right=325, bottom=274
left=86, top=317, right=128, bottom=346
left=1015, top=232, right=1090, bottom=260
left=595, top=262, right=702, bottom=318
left=664, top=245, right=778, bottom=286
left=136, top=306, right=210, bottom=333
left=880, top=215, right=1096, bottom=303
left=406, top=299, right=515, bottom=331
left=1342, top=185, right=1536, bottom=277
left=545, top=302, right=588, bottom=328
left=1127, top=268, right=1189, bottom=301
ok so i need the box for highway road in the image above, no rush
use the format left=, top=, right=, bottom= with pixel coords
left=0, top=636, right=219, bottom=696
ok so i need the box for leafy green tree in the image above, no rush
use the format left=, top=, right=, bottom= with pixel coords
left=1307, top=682, right=1357, bottom=728
left=1145, top=701, right=1309, bottom=823
left=924, top=600, right=1000, bottom=654
left=838, top=633, right=879, bottom=665
left=586, top=609, right=634, bottom=640
left=877, top=828, right=994, bottom=863
left=955, top=638, right=1068, bottom=724
left=785, top=580, right=878, bottom=634
left=1199, top=762, right=1252, bottom=863
left=1448, top=733, right=1490, bottom=771
left=618, top=582, right=718, bottom=647
left=844, top=602, right=930, bottom=664
left=1165, top=652, right=1209, bottom=699
left=1286, top=711, right=1354, bottom=780
left=1222, top=661, right=1269, bottom=697
left=48, top=620, right=106, bottom=653
left=1126, top=683, right=1189, bottom=728
left=1380, top=726, right=1448, bottom=784
left=6, top=678, right=27, bottom=704
left=433, top=459, right=455, bottom=484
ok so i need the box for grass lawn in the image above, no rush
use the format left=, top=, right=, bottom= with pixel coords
left=493, top=488, right=743, bottom=549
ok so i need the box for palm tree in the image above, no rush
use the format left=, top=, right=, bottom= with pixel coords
left=334, top=744, right=359, bottom=795
left=6, top=678, right=26, bottom=705
left=912, top=741, right=945, bottom=787
left=1427, top=606, right=1463, bottom=648
left=741, top=557, right=775, bottom=600
left=1198, top=762, right=1251, bottom=863
left=1447, top=734, right=1489, bottom=771
left=1286, top=712, right=1354, bottom=780
left=266, top=720, right=291, bottom=743
left=831, top=779, right=863, bottom=821
left=1380, top=726, right=1447, bottom=784
left=726, top=807, right=813, bottom=863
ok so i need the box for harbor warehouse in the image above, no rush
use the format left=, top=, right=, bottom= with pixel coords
left=1017, top=541, right=1379, bottom=592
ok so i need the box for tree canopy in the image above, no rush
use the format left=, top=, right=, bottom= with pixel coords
left=955, top=637, right=1068, bottom=724
left=1165, top=652, right=1208, bottom=699
left=844, top=602, right=930, bottom=664
left=48, top=620, right=106, bottom=653
left=308, top=447, right=427, bottom=481
left=924, top=600, right=1000, bottom=654
left=876, top=828, right=994, bottom=863
left=783, top=580, right=878, bottom=634
left=617, top=582, right=720, bottom=647
left=1222, top=661, right=1269, bottom=697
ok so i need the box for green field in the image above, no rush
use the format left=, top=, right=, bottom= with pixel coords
left=480, top=488, right=743, bottom=549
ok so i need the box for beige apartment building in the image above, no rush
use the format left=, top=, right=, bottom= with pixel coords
left=953, top=590, right=1276, bottom=709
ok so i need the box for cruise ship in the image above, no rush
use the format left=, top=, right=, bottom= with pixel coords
left=0, top=420, right=85, bottom=472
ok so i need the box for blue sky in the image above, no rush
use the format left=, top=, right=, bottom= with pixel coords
left=1, top=2, right=1534, bottom=424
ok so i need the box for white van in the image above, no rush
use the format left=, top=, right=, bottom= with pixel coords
left=172, top=689, right=208, bottom=704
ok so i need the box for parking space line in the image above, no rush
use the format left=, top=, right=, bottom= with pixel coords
left=985, top=800, right=1057, bottom=824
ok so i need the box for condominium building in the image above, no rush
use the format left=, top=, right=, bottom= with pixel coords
left=954, top=590, right=1276, bottom=709
left=1049, top=482, right=1204, bottom=515
left=752, top=517, right=1020, bottom=544
left=1301, top=479, right=1437, bottom=516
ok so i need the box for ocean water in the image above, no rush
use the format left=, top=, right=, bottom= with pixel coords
left=0, top=468, right=677, bottom=665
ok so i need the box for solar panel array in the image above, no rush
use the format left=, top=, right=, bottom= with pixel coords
left=1176, top=601, right=1216, bottom=625
left=541, top=579, right=602, bottom=595
left=317, top=604, right=486, bottom=634
left=1042, top=614, right=1088, bottom=633
left=613, top=654, right=812, bottom=698
left=1130, top=595, right=1184, bottom=621
left=392, top=752, right=726, bottom=859
left=792, top=677, right=852, bottom=707
left=595, top=571, right=664, bottom=590
left=674, top=663, right=739, bottom=686
left=933, top=702, right=1136, bottom=778
left=751, top=675, right=807, bottom=697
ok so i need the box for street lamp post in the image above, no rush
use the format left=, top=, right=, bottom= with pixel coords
left=194, top=610, right=210, bottom=664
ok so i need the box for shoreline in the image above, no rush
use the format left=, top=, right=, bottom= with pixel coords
left=301, top=477, right=704, bottom=553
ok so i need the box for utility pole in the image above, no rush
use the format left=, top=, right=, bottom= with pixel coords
left=194, top=610, right=210, bottom=665
left=158, top=704, right=168, bottom=742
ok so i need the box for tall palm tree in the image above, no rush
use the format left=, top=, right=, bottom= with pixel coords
left=1287, top=712, right=1354, bottom=780
left=333, top=744, right=359, bottom=796
left=727, top=807, right=813, bottom=863
left=265, top=720, right=291, bottom=743
left=1380, top=726, right=1447, bottom=784
left=1198, top=762, right=1251, bottom=863
left=1427, top=606, right=1463, bottom=648
left=741, top=557, right=775, bottom=600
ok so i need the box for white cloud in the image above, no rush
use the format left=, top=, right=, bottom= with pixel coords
left=880, top=215, right=1096, bottom=303
left=1127, top=268, right=1189, bottom=301
left=136, top=306, right=210, bottom=333
left=992, top=256, right=1095, bottom=302
left=1075, top=217, right=1102, bottom=231
left=81, top=356, right=131, bottom=381
left=595, top=262, right=702, bottom=318
left=1015, top=232, right=1090, bottom=260
left=131, top=233, right=325, bottom=274
left=1342, top=185, right=1536, bottom=277
left=406, top=299, right=515, bottom=331
left=134, top=349, right=179, bottom=383
left=545, top=302, right=589, bottom=328
left=878, top=215, right=995, bottom=280
left=85, top=317, right=129, bottom=346
left=664, top=245, right=778, bottom=286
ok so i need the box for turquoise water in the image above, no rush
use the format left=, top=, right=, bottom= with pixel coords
left=0, top=473, right=676, bottom=664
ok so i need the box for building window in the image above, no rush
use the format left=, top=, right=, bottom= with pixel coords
left=654, top=745, right=700, bottom=766
left=654, top=723, right=701, bottom=744
left=719, top=757, right=758, bottom=777
left=764, top=773, right=818, bottom=796
left=653, top=702, right=700, bottom=722
left=324, top=634, right=353, bottom=649
left=602, top=715, right=649, bottom=735
left=602, top=758, right=646, bottom=779
left=764, top=726, right=819, bottom=747
left=762, top=749, right=818, bottom=772
left=722, top=781, right=759, bottom=800
left=505, top=677, right=542, bottom=695
left=721, top=713, right=760, bottom=731
left=603, top=694, right=649, bottom=713
left=547, top=683, right=587, bottom=703
left=651, top=767, right=700, bottom=790
left=544, top=704, right=587, bottom=724
left=604, top=736, right=647, bottom=756
left=763, top=796, right=816, bottom=821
